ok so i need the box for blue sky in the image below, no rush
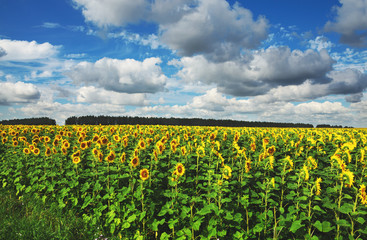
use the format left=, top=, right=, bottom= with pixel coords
left=0, top=0, right=367, bottom=127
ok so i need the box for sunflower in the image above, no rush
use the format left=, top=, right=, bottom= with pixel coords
left=307, top=156, right=318, bottom=169
left=44, top=136, right=51, bottom=143
left=181, top=146, right=187, bottom=156
left=138, top=139, right=146, bottom=150
left=139, top=168, right=149, bottom=181
left=250, top=142, right=256, bottom=151
left=12, top=141, right=18, bottom=147
left=262, top=138, right=270, bottom=146
left=156, top=141, right=164, bottom=154
left=245, top=158, right=252, bottom=173
left=33, top=148, right=40, bottom=156
left=175, top=163, right=185, bottom=177
left=80, top=141, right=88, bottom=150
left=92, top=148, right=99, bottom=156
left=23, top=148, right=31, bottom=155
left=113, top=135, right=121, bottom=142
left=315, top=178, right=322, bottom=196
left=301, top=165, right=309, bottom=181
left=122, top=138, right=128, bottom=147
left=62, top=140, right=70, bottom=149
left=359, top=184, right=367, bottom=205
left=97, top=152, right=103, bottom=162
left=267, top=146, right=276, bottom=155
left=106, top=151, right=116, bottom=163
left=120, top=152, right=126, bottom=163
left=45, top=147, right=52, bottom=157
left=222, top=165, right=232, bottom=180
left=196, top=146, right=205, bottom=158
left=153, top=149, right=158, bottom=161
left=73, top=157, right=81, bottom=164
left=61, top=147, right=68, bottom=155
left=341, top=170, right=354, bottom=188
left=92, top=135, right=99, bottom=142
left=131, top=156, right=139, bottom=168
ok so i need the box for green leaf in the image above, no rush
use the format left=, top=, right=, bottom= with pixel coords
left=160, top=232, right=169, bottom=240
left=336, top=219, right=350, bottom=227
left=290, top=220, right=304, bottom=233
left=314, top=220, right=334, bottom=233
left=197, top=205, right=212, bottom=216
left=253, top=223, right=264, bottom=233
left=313, top=205, right=326, bottom=213
left=127, top=214, right=137, bottom=223
left=193, top=218, right=202, bottom=231
left=339, top=203, right=353, bottom=214
left=151, top=219, right=165, bottom=231
left=122, top=222, right=130, bottom=229
left=139, top=211, right=146, bottom=221
left=356, top=217, right=365, bottom=224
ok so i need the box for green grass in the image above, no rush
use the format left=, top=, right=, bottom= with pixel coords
left=0, top=189, right=96, bottom=240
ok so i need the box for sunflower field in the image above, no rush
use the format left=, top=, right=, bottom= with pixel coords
left=0, top=124, right=367, bottom=239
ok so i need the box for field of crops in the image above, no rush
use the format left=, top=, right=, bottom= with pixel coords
left=0, top=124, right=367, bottom=239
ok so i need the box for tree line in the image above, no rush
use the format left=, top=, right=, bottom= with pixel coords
left=0, top=117, right=56, bottom=125
left=65, top=115, right=315, bottom=128
left=0, top=116, right=354, bottom=128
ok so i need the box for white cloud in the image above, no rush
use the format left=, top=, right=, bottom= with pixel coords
left=309, top=36, right=334, bottom=52
left=0, top=81, right=40, bottom=105
left=66, top=57, right=167, bottom=93
left=76, top=86, right=148, bottom=105
left=73, top=0, right=268, bottom=60
left=108, top=31, right=165, bottom=49
left=159, top=0, right=268, bottom=60
left=0, top=39, right=60, bottom=61
left=175, top=46, right=334, bottom=96
left=72, top=0, right=148, bottom=27
left=324, top=0, right=367, bottom=47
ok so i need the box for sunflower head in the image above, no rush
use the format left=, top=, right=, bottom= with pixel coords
left=131, top=156, right=139, bottom=168
left=138, top=139, right=146, bottom=150
left=120, top=152, right=126, bottom=163
left=45, top=147, right=52, bottom=157
left=140, top=168, right=149, bottom=181
left=175, top=163, right=185, bottom=177
left=80, top=141, right=88, bottom=150
left=73, top=157, right=81, bottom=164
left=106, top=151, right=116, bottom=163
left=23, top=148, right=31, bottom=155
left=315, top=178, right=322, bottom=196
left=341, top=170, right=354, bottom=188
left=222, top=165, right=232, bottom=180
left=33, top=148, right=40, bottom=156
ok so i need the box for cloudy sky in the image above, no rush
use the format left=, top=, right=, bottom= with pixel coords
left=0, top=0, right=367, bottom=127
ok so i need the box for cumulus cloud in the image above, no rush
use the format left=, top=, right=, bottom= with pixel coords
left=72, top=0, right=148, bottom=27
left=76, top=86, right=148, bottom=105
left=324, top=0, right=367, bottom=47
left=159, top=0, right=268, bottom=60
left=67, top=57, right=167, bottom=93
left=250, top=68, right=367, bottom=103
left=73, top=0, right=268, bottom=60
left=0, top=39, right=59, bottom=61
left=0, top=81, right=40, bottom=105
left=174, top=46, right=334, bottom=96
left=150, top=0, right=197, bottom=24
